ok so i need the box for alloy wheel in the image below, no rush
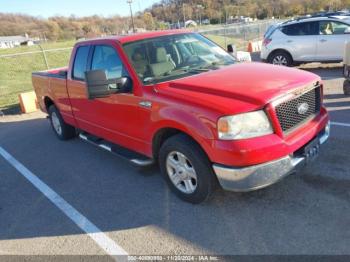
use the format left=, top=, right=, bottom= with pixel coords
left=272, top=55, right=288, bottom=66
left=166, top=151, right=198, bottom=194
left=51, top=112, right=62, bottom=135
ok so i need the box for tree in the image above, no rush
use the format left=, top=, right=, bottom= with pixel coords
left=183, top=3, right=193, bottom=21
left=143, top=12, right=155, bottom=30
left=82, top=24, right=92, bottom=35
left=1, top=0, right=349, bottom=41
left=45, top=20, right=60, bottom=41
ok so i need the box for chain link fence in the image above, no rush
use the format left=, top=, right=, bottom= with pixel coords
left=0, top=47, right=72, bottom=110
left=0, top=20, right=279, bottom=111
left=200, top=20, right=278, bottom=50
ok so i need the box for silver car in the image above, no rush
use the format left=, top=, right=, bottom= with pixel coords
left=261, top=17, right=350, bottom=66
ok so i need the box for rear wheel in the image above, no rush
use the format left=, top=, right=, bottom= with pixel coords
left=48, top=105, right=76, bottom=140
left=159, top=134, right=217, bottom=204
left=268, top=51, right=293, bottom=67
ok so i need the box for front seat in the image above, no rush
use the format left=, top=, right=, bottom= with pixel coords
left=132, top=49, right=148, bottom=78
left=149, top=47, right=175, bottom=77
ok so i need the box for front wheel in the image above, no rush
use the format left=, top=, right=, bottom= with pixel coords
left=159, top=134, right=217, bottom=204
left=268, top=51, right=293, bottom=67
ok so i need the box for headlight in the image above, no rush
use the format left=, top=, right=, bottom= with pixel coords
left=217, top=110, right=273, bottom=140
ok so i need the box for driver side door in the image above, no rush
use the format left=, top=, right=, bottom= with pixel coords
left=69, top=43, right=144, bottom=150
left=87, top=44, right=144, bottom=148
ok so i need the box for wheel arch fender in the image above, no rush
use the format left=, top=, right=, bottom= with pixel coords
left=267, top=48, right=294, bottom=62
left=149, top=107, right=217, bottom=161
left=43, top=95, right=56, bottom=112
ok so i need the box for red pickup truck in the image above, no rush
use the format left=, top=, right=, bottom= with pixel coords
left=32, top=30, right=330, bottom=203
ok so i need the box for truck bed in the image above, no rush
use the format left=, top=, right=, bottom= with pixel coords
left=32, top=67, right=70, bottom=114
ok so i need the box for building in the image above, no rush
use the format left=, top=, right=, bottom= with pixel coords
left=0, top=34, right=34, bottom=49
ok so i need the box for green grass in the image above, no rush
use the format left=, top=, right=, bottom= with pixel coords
left=204, top=34, right=248, bottom=51
left=0, top=37, right=250, bottom=110
left=0, top=40, right=75, bottom=55
left=0, top=41, right=74, bottom=109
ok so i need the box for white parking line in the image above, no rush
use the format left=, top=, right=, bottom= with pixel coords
left=0, top=146, right=128, bottom=260
left=331, top=121, right=350, bottom=128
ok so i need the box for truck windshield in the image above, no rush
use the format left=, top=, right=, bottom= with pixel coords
left=123, top=33, right=235, bottom=84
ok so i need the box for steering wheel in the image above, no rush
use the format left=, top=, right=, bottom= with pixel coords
left=184, top=55, right=203, bottom=65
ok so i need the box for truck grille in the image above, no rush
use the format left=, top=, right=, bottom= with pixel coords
left=275, top=87, right=321, bottom=133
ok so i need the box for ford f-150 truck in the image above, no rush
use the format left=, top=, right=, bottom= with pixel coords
left=32, top=30, right=330, bottom=203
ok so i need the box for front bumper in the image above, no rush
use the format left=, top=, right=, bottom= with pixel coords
left=213, top=121, right=330, bottom=192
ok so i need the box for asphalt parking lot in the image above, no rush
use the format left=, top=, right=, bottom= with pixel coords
left=0, top=62, right=350, bottom=260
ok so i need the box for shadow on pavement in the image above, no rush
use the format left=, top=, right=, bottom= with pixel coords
left=324, top=94, right=346, bottom=100
left=1, top=116, right=350, bottom=255
left=323, top=92, right=350, bottom=122
left=301, top=66, right=343, bottom=80
left=0, top=104, right=21, bottom=115
left=251, top=51, right=344, bottom=81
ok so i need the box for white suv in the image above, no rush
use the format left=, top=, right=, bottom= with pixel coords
left=261, top=17, right=350, bottom=66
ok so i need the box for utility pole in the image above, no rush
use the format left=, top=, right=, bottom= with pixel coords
left=127, top=0, right=135, bottom=33
left=183, top=3, right=186, bottom=27
left=197, top=4, right=203, bottom=25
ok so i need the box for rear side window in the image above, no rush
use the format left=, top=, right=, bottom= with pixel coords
left=264, top=25, right=277, bottom=38
left=91, top=45, right=126, bottom=80
left=282, top=22, right=319, bottom=36
left=72, top=46, right=90, bottom=80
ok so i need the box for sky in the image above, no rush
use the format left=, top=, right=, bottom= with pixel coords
left=0, top=0, right=160, bottom=18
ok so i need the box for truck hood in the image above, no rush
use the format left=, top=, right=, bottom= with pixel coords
left=168, top=63, right=320, bottom=106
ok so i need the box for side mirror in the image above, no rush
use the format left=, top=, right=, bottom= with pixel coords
left=115, top=76, right=132, bottom=93
left=85, top=70, right=132, bottom=99
left=227, top=44, right=237, bottom=59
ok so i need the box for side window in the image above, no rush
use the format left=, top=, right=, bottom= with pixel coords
left=282, top=24, right=300, bottom=36
left=124, top=42, right=149, bottom=78
left=72, top=46, right=90, bottom=80
left=320, top=21, right=350, bottom=35
left=282, top=22, right=318, bottom=36
left=91, top=45, right=126, bottom=80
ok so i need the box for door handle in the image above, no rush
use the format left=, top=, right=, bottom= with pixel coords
left=139, top=101, right=152, bottom=108
left=287, top=40, right=293, bottom=43
left=320, top=39, right=327, bottom=43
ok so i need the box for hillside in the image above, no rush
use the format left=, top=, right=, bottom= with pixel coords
left=1, top=0, right=349, bottom=40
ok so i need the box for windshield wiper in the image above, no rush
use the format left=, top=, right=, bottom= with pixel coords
left=207, top=60, right=235, bottom=68
left=211, top=61, right=230, bottom=66
left=144, top=67, right=211, bottom=83
left=185, top=67, right=211, bottom=73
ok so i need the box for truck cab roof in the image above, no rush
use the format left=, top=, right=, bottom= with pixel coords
left=77, top=29, right=191, bottom=45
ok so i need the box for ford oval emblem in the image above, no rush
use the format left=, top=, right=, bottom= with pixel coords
left=297, top=102, right=309, bottom=115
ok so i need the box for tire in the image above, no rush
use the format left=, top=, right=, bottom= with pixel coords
left=268, top=51, right=293, bottom=67
left=48, top=105, right=76, bottom=140
left=344, top=80, right=350, bottom=95
left=159, top=134, right=217, bottom=204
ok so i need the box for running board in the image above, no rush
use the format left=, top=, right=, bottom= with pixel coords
left=79, top=133, right=154, bottom=167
